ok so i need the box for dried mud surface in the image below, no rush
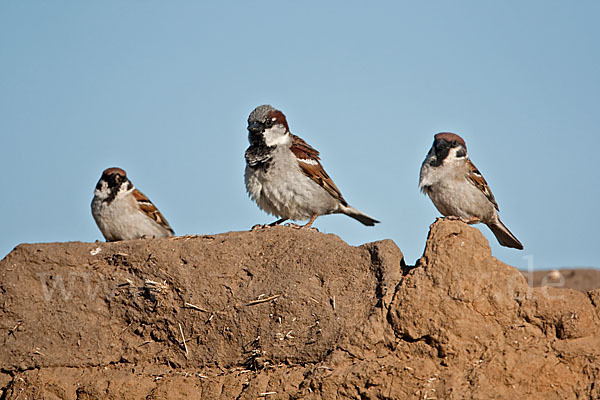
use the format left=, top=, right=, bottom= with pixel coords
left=1, top=220, right=599, bottom=399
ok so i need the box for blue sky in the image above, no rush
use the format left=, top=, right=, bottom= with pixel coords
left=1, top=1, right=598, bottom=270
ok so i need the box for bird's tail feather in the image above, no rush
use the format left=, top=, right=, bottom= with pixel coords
left=488, top=218, right=523, bottom=250
left=340, top=205, right=380, bottom=227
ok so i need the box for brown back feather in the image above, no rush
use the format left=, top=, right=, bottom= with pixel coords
left=132, top=189, right=175, bottom=233
left=290, top=134, right=348, bottom=206
left=465, top=159, right=499, bottom=211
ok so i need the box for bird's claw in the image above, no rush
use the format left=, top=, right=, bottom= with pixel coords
left=250, top=224, right=268, bottom=231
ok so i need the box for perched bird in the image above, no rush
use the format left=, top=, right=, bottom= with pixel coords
left=419, top=132, right=523, bottom=249
left=244, top=104, right=379, bottom=229
left=91, top=167, right=174, bottom=241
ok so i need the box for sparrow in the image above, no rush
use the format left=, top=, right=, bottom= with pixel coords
left=244, top=104, right=379, bottom=229
left=419, top=132, right=523, bottom=249
left=91, top=167, right=174, bottom=241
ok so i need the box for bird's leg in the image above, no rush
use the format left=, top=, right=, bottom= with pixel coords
left=300, top=214, right=319, bottom=230
left=251, top=218, right=288, bottom=231
left=269, top=218, right=288, bottom=227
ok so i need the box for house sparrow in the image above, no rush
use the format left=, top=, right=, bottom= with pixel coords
left=419, top=132, right=523, bottom=249
left=91, top=167, right=174, bottom=241
left=244, top=104, right=379, bottom=228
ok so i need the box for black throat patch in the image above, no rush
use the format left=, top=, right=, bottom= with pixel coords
left=245, top=144, right=274, bottom=170
left=245, top=131, right=274, bottom=171
left=102, top=179, right=133, bottom=205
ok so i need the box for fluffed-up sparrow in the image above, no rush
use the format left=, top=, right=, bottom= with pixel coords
left=91, top=167, right=174, bottom=241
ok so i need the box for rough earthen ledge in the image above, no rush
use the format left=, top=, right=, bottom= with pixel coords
left=1, top=220, right=599, bottom=399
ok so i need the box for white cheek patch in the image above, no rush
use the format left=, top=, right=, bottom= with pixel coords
left=445, top=147, right=466, bottom=164
left=118, top=181, right=135, bottom=195
left=263, top=125, right=290, bottom=147
left=94, top=181, right=109, bottom=198
left=94, top=189, right=106, bottom=198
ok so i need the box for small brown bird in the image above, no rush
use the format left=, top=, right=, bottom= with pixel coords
left=91, top=167, right=174, bottom=241
left=419, top=133, right=523, bottom=249
left=244, top=104, right=379, bottom=228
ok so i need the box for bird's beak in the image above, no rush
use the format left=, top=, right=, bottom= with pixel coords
left=247, top=122, right=262, bottom=134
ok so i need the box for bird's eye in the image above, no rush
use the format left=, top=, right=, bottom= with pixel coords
left=264, top=119, right=274, bottom=128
